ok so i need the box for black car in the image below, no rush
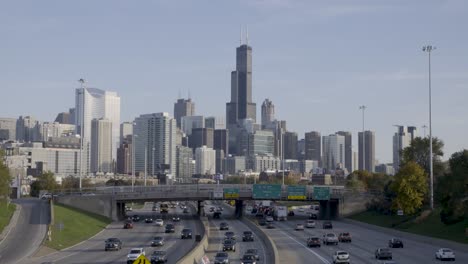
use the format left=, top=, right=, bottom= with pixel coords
left=245, top=249, right=260, bottom=260
left=150, top=250, right=168, bottom=263
left=131, top=215, right=141, bottom=222
left=151, top=236, right=165, bottom=247
left=258, top=219, right=266, bottom=226
left=307, top=237, right=321, bottom=248
left=309, top=213, right=318, bottom=220
left=165, top=224, right=175, bottom=233
left=214, top=252, right=229, bottom=264
left=241, top=254, right=257, bottom=264
left=172, top=216, right=180, bottom=222
left=145, top=218, right=154, bottom=223
left=213, top=211, right=221, bottom=219
left=375, top=248, right=393, bottom=260
left=242, top=231, right=254, bottom=242
left=322, top=221, right=333, bottom=229
left=266, top=222, right=275, bottom=229
left=220, top=222, right=229, bottom=230
left=224, top=231, right=236, bottom=240
left=183, top=208, right=189, bottom=213
left=288, top=210, right=295, bottom=216
left=388, top=238, right=404, bottom=248
left=181, top=228, right=193, bottom=239
left=123, top=220, right=133, bottom=229
left=104, top=238, right=122, bottom=251
left=222, top=239, right=236, bottom=252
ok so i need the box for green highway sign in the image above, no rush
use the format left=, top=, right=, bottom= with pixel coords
left=313, top=186, right=330, bottom=200
left=287, top=185, right=306, bottom=200
left=252, top=184, right=282, bottom=199
left=223, top=188, right=239, bottom=199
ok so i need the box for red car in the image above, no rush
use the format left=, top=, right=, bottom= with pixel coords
left=338, top=232, right=352, bottom=242
left=124, top=220, right=133, bottom=229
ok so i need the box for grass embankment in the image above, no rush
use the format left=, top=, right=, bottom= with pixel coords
left=130, top=202, right=145, bottom=210
left=349, top=210, right=468, bottom=244
left=0, top=200, right=16, bottom=234
left=45, top=204, right=111, bottom=250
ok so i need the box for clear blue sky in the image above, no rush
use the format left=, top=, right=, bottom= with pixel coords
left=1, top=0, right=467, bottom=163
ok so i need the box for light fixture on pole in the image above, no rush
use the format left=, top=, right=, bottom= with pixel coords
left=359, top=105, right=367, bottom=171
left=422, top=44, right=436, bottom=210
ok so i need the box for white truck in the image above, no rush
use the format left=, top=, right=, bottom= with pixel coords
left=273, top=206, right=288, bottom=221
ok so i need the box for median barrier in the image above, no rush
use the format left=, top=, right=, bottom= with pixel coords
left=176, top=217, right=209, bottom=264
left=241, top=217, right=280, bottom=264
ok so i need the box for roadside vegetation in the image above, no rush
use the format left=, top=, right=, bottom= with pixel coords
left=0, top=150, right=15, bottom=234
left=0, top=200, right=16, bottom=235
left=45, top=204, right=111, bottom=250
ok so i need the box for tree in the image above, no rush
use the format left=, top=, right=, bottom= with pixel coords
left=30, top=171, right=59, bottom=196
left=391, top=162, right=428, bottom=215
left=0, top=150, right=12, bottom=199
left=62, top=176, right=93, bottom=189
left=401, top=137, right=445, bottom=177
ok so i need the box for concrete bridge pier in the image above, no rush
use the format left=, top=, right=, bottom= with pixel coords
left=197, top=200, right=204, bottom=216
left=234, top=200, right=243, bottom=218
left=319, top=200, right=339, bottom=220
left=116, top=202, right=126, bottom=220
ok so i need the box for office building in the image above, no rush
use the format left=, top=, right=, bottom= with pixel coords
left=174, top=98, right=195, bottom=128
left=322, top=134, right=345, bottom=171
left=16, top=116, right=41, bottom=142
left=358, top=130, right=376, bottom=172
left=54, top=108, right=75, bottom=125
left=247, top=155, right=280, bottom=172
left=214, top=129, right=229, bottom=156
left=40, top=122, right=75, bottom=141
left=297, top=139, right=305, bottom=160
left=0, top=118, right=17, bottom=141
left=120, top=122, right=133, bottom=143
left=261, top=99, right=275, bottom=128
left=195, top=146, right=216, bottom=175
left=215, top=149, right=225, bottom=174
left=205, top=116, right=225, bottom=130
left=300, top=160, right=318, bottom=175
left=393, top=126, right=417, bottom=172
left=116, top=135, right=132, bottom=175
left=247, top=130, right=275, bottom=157
left=305, top=131, right=321, bottom=163
left=91, top=119, right=113, bottom=173
left=336, top=131, right=352, bottom=172
left=283, top=131, right=298, bottom=160
left=181, top=115, right=205, bottom=136
left=264, top=120, right=287, bottom=157
left=375, top=163, right=395, bottom=175
left=190, top=128, right=214, bottom=150
left=176, top=145, right=193, bottom=182
left=224, top=156, right=246, bottom=175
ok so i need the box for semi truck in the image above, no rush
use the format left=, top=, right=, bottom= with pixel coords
left=273, top=206, right=288, bottom=221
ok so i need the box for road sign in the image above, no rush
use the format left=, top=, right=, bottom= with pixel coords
left=213, top=191, right=223, bottom=199
left=132, top=254, right=151, bottom=264
left=397, top=209, right=404, bottom=216
left=252, top=184, right=282, bottom=199
left=223, top=188, right=239, bottom=199
left=313, top=186, right=330, bottom=200
left=287, top=185, right=306, bottom=200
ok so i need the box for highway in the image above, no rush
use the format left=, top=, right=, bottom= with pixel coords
left=259, top=208, right=468, bottom=263
left=0, top=198, right=49, bottom=264
left=21, top=201, right=203, bottom=264
left=204, top=201, right=270, bottom=264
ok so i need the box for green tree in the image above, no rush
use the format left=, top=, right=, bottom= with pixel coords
left=401, top=137, right=445, bottom=177
left=0, top=150, right=12, bottom=199
left=30, top=171, right=59, bottom=196
left=62, top=176, right=93, bottom=189
left=391, top=162, right=428, bottom=215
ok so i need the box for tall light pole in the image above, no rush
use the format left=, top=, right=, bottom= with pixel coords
left=359, top=105, right=367, bottom=171
left=78, top=78, right=86, bottom=190
left=423, top=45, right=436, bottom=210
left=281, top=131, right=285, bottom=186
left=144, top=145, right=147, bottom=187
left=132, top=124, right=137, bottom=192
left=152, top=147, right=155, bottom=184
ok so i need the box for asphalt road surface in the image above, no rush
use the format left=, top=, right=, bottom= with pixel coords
left=0, top=198, right=50, bottom=264
left=204, top=201, right=269, bottom=264
left=21, top=201, right=203, bottom=264
left=260, top=209, right=468, bottom=264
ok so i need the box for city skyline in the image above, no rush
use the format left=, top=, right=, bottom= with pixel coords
left=2, top=1, right=468, bottom=163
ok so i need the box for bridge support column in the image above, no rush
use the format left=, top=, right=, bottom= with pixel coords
left=235, top=200, right=243, bottom=218
left=197, top=200, right=204, bottom=217
left=116, top=202, right=125, bottom=221
left=319, top=200, right=327, bottom=220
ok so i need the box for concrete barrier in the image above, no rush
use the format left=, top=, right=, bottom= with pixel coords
left=242, top=217, right=280, bottom=264
left=55, top=195, right=114, bottom=220
left=0, top=203, right=21, bottom=245
left=176, top=217, right=209, bottom=264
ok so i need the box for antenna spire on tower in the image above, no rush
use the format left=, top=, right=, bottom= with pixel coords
left=246, top=26, right=249, bottom=45
left=188, top=89, right=191, bottom=100
left=240, top=26, right=243, bottom=45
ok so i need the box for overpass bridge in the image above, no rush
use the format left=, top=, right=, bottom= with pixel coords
left=55, top=184, right=372, bottom=221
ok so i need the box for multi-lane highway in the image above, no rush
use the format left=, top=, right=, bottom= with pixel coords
left=259, top=207, right=468, bottom=263
left=20, top=202, right=202, bottom=264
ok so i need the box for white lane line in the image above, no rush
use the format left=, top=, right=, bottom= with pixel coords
left=276, top=229, right=331, bottom=264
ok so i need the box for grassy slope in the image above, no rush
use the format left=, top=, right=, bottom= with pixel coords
left=349, top=210, right=468, bottom=244
left=0, top=200, right=16, bottom=234
left=45, top=204, right=111, bottom=250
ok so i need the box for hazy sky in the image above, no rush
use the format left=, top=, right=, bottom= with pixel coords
left=1, top=0, right=467, bottom=163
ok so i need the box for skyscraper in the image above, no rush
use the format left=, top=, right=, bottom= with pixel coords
left=91, top=118, right=113, bottom=173
left=116, top=135, right=132, bottom=175
left=176, top=145, right=193, bottom=182
left=336, top=131, right=352, bottom=173
left=189, top=128, right=214, bottom=150
left=322, top=134, right=345, bottom=171
left=393, top=126, right=417, bottom=172
left=305, top=131, right=321, bottom=163
left=283, top=131, right=298, bottom=160
left=214, top=129, right=229, bottom=156
left=358, top=130, right=376, bottom=172
left=16, top=116, right=41, bottom=142
left=120, top=122, right=133, bottom=143
left=0, top=118, right=17, bottom=141
left=205, top=116, right=226, bottom=130
left=195, top=146, right=216, bottom=175
left=181, top=116, right=205, bottom=136
left=261, top=99, right=275, bottom=128
left=174, top=98, right=195, bottom=128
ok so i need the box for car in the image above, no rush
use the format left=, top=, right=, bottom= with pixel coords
left=295, top=224, right=305, bottom=231
left=223, top=239, right=236, bottom=252
left=323, top=221, right=333, bottom=229
left=155, top=219, right=164, bottom=227
left=127, top=248, right=145, bottom=264
left=123, top=220, right=133, bottom=229
left=307, top=237, right=321, bottom=247
left=152, top=205, right=158, bottom=211
left=165, top=224, right=175, bottom=233
left=220, top=222, right=229, bottom=230
left=183, top=208, right=189, bottom=213
left=266, top=222, right=275, bottom=229
left=181, top=228, right=193, bottom=239
left=255, top=212, right=264, bottom=218
left=265, top=216, right=274, bottom=222
left=375, top=248, right=392, bottom=260
left=145, top=218, right=154, bottom=223
left=332, top=250, right=350, bottom=264
left=298, top=207, right=305, bottom=212
left=258, top=219, right=266, bottom=226
left=213, top=211, right=222, bottom=219
left=288, top=210, right=295, bottom=216
left=125, top=206, right=133, bottom=212
left=305, top=220, right=316, bottom=228
left=242, top=231, right=254, bottom=242
left=172, top=216, right=180, bottom=222
left=251, top=208, right=258, bottom=214
left=224, top=231, right=236, bottom=240
left=435, top=248, right=455, bottom=261
left=214, top=252, right=229, bottom=264
left=104, top=238, right=122, bottom=251
left=151, top=236, right=165, bottom=247
left=338, top=232, right=352, bottom=243
left=40, top=193, right=52, bottom=200
left=132, top=215, right=141, bottom=222
left=245, top=249, right=260, bottom=260
left=210, top=207, right=215, bottom=212
left=309, top=213, right=318, bottom=219
left=150, top=250, right=168, bottom=263
left=388, top=238, right=403, bottom=248
left=322, top=233, right=339, bottom=245
left=241, top=254, right=257, bottom=264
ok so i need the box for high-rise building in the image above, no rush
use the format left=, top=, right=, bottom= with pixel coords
left=116, top=135, right=132, bottom=175
left=297, top=139, right=305, bottom=160
left=75, top=87, right=121, bottom=172
left=358, top=130, right=376, bottom=172
left=134, top=113, right=177, bottom=178
left=189, top=128, right=214, bottom=150
left=393, top=126, right=417, bottom=172
left=176, top=145, right=193, bottom=182
left=90, top=118, right=113, bottom=173
left=54, top=110, right=74, bottom=125
left=214, top=129, right=229, bottom=156
left=120, top=122, right=133, bottom=143
left=0, top=118, right=17, bottom=141
left=322, top=134, right=345, bottom=171
left=336, top=131, right=352, bottom=172
left=261, top=99, right=275, bottom=128
left=205, top=116, right=226, bottom=130
left=247, top=130, right=275, bottom=157
left=181, top=116, right=205, bottom=136
left=224, top=156, right=246, bottom=175
left=174, top=98, right=195, bottom=128
left=375, top=163, right=395, bottom=175
left=226, top=41, right=256, bottom=126
left=264, top=120, right=287, bottom=158
left=305, top=131, right=321, bottom=163
left=247, top=155, right=280, bottom=172
left=283, top=132, right=298, bottom=160
left=16, top=116, right=42, bottom=142
left=195, top=146, right=216, bottom=175
left=40, top=122, right=75, bottom=141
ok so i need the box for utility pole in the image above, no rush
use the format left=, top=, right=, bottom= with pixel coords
left=78, top=78, right=86, bottom=190
left=144, top=145, right=147, bottom=187
left=359, top=105, right=367, bottom=171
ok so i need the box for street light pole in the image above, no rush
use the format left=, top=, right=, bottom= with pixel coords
left=78, top=78, right=86, bottom=190
left=359, top=105, right=367, bottom=171
left=152, top=147, right=155, bottom=185
left=132, top=125, right=137, bottom=192
left=144, top=145, right=147, bottom=187
left=423, top=45, right=436, bottom=210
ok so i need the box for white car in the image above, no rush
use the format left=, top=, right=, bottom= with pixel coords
left=306, top=220, right=316, bottom=228
left=295, top=224, right=305, bottom=231
left=333, top=251, right=350, bottom=264
left=127, top=248, right=145, bottom=263
left=298, top=207, right=305, bottom=212
left=40, top=193, right=52, bottom=200
left=155, top=219, right=164, bottom=226
left=435, top=248, right=455, bottom=261
left=322, top=233, right=339, bottom=245
left=265, top=216, right=274, bottom=222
